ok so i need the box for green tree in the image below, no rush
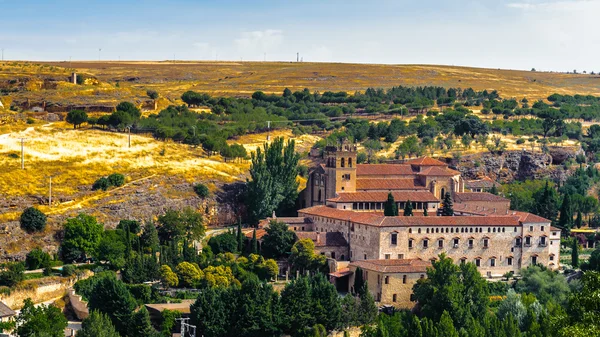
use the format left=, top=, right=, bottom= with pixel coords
left=190, top=286, right=231, bottom=337
left=404, top=199, right=413, bottom=216
left=15, top=299, right=67, bottom=337
left=146, top=89, right=159, bottom=100
left=442, top=192, right=454, bottom=216
left=159, top=265, right=179, bottom=288
left=437, top=311, right=459, bottom=337
left=66, top=109, right=88, bottom=129
left=237, top=221, right=244, bottom=253
left=208, top=231, right=238, bottom=254
left=514, top=265, right=570, bottom=305
left=262, top=220, right=296, bottom=258
left=194, top=183, right=210, bottom=198
left=25, top=248, right=51, bottom=270
left=160, top=309, right=181, bottom=337
left=357, top=282, right=378, bottom=325
left=572, top=239, right=580, bottom=268
left=140, top=221, right=160, bottom=253
left=246, top=137, right=300, bottom=225
left=95, top=230, right=127, bottom=269
left=280, top=277, right=315, bottom=336
left=532, top=181, right=559, bottom=221
left=115, top=101, right=141, bottom=120
left=558, top=193, right=573, bottom=229
left=251, top=229, right=258, bottom=254
left=87, top=273, right=137, bottom=336
left=489, top=184, right=498, bottom=195
left=0, top=262, right=25, bottom=287
left=290, top=239, right=326, bottom=273
left=92, top=177, right=111, bottom=191
left=107, top=173, right=125, bottom=187
left=157, top=208, right=205, bottom=244
left=232, top=277, right=280, bottom=337
left=78, top=310, right=120, bottom=337
left=60, top=213, right=104, bottom=262
left=575, top=211, right=583, bottom=228
left=384, top=192, right=399, bottom=216
left=353, top=267, right=365, bottom=295
left=108, top=110, right=133, bottom=129
left=20, top=207, right=47, bottom=232
left=128, top=307, right=159, bottom=337
left=310, top=273, right=342, bottom=331
left=175, top=261, right=203, bottom=287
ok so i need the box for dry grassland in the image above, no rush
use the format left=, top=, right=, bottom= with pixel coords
left=5, top=61, right=597, bottom=106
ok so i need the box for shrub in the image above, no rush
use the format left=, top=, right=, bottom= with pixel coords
left=0, top=262, right=25, bottom=287
left=25, top=248, right=51, bottom=270
left=194, top=183, right=210, bottom=198
left=107, top=173, right=125, bottom=187
left=26, top=118, right=35, bottom=124
left=20, top=207, right=47, bottom=232
left=516, top=138, right=526, bottom=145
left=62, top=265, right=77, bottom=277
left=92, top=177, right=110, bottom=191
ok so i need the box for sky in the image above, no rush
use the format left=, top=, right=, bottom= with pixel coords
left=0, top=0, right=598, bottom=71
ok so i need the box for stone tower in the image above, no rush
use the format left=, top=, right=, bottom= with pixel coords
left=324, top=140, right=357, bottom=197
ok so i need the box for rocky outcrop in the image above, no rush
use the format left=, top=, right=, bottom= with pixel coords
left=456, top=150, right=573, bottom=184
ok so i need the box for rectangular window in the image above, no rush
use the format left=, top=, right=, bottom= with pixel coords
left=393, top=294, right=397, bottom=302
left=531, top=256, right=538, bottom=265
left=391, top=233, right=398, bottom=245
left=541, top=226, right=545, bottom=231
left=468, top=239, right=474, bottom=248
left=453, top=238, right=459, bottom=247
left=507, top=257, right=513, bottom=266
left=385, top=254, right=390, bottom=260
left=475, top=259, right=481, bottom=267
left=550, top=255, right=554, bottom=261
left=490, top=258, right=496, bottom=267
left=525, top=237, right=531, bottom=246
left=516, top=238, right=522, bottom=246
left=364, top=254, right=367, bottom=260
left=483, top=239, right=489, bottom=248
left=540, top=236, right=547, bottom=246
left=530, top=226, right=534, bottom=231
left=423, top=240, right=429, bottom=248
left=398, top=254, right=404, bottom=259
left=438, top=239, right=444, bottom=248
left=408, top=240, right=413, bottom=249
left=385, top=276, right=389, bottom=284
left=403, top=275, right=407, bottom=284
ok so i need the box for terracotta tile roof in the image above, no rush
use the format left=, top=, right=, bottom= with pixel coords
left=351, top=259, right=431, bottom=273
left=0, top=301, right=16, bottom=318
left=454, top=192, right=509, bottom=203
left=327, top=191, right=439, bottom=203
left=465, top=177, right=499, bottom=189
left=550, top=226, right=561, bottom=231
left=356, top=178, right=427, bottom=191
left=295, top=231, right=348, bottom=247
left=298, top=205, right=522, bottom=227
left=244, top=229, right=267, bottom=240
left=405, top=157, right=447, bottom=166
left=329, top=268, right=353, bottom=278
left=356, top=164, right=415, bottom=176
left=513, top=211, right=551, bottom=224
left=417, top=166, right=461, bottom=176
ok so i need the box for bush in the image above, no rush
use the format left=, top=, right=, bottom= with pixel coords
left=25, top=248, right=51, bottom=270
left=62, top=265, right=77, bottom=277
left=194, top=183, right=210, bottom=198
left=516, top=138, right=526, bottom=145
left=0, top=262, right=25, bottom=287
left=92, top=177, right=110, bottom=191
left=107, top=173, right=125, bottom=187
left=20, top=207, right=47, bottom=232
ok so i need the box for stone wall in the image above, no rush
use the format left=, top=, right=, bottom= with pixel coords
left=68, top=289, right=89, bottom=320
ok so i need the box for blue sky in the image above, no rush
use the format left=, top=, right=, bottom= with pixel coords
left=1, top=0, right=598, bottom=71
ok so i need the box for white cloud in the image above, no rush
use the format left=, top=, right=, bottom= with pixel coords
left=234, top=29, right=283, bottom=54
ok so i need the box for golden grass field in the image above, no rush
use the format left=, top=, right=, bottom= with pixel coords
left=2, top=61, right=600, bottom=108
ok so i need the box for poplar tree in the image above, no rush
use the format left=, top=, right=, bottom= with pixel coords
left=575, top=211, right=583, bottom=228
left=251, top=229, right=258, bottom=255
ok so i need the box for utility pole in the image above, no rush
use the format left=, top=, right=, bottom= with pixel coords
left=19, top=138, right=25, bottom=169
left=177, top=318, right=197, bottom=337
left=297, top=52, right=299, bottom=62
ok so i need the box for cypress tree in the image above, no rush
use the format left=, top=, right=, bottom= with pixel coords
left=438, top=311, right=459, bottom=337
left=558, top=193, right=573, bottom=229
left=237, top=221, right=243, bottom=253
left=353, top=267, right=365, bottom=295
left=442, top=192, right=454, bottom=216
left=384, top=193, right=398, bottom=216
left=572, top=239, right=579, bottom=267
left=251, top=229, right=258, bottom=254
left=576, top=211, right=583, bottom=228
left=489, top=184, right=498, bottom=195
left=404, top=199, right=413, bottom=216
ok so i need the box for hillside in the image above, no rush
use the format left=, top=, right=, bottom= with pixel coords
left=2, top=61, right=600, bottom=109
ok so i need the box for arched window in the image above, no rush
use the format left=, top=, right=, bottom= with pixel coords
left=341, top=157, right=345, bottom=168
left=440, top=188, right=446, bottom=198
left=348, top=157, right=353, bottom=168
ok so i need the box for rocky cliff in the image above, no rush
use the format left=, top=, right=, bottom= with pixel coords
left=455, top=147, right=583, bottom=184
